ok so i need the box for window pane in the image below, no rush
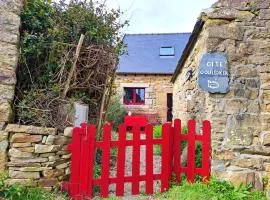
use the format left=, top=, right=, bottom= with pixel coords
left=136, top=89, right=145, bottom=103
left=124, top=88, right=134, bottom=104
left=160, top=47, right=174, bottom=56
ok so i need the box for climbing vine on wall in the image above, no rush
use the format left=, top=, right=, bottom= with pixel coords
left=15, top=0, right=128, bottom=130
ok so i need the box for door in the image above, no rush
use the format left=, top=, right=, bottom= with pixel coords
left=167, top=93, right=173, bottom=122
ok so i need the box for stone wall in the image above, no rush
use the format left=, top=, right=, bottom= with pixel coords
left=115, top=74, right=173, bottom=123
left=172, top=0, right=270, bottom=194
left=0, top=0, right=23, bottom=173
left=2, top=124, right=72, bottom=190
left=0, top=0, right=22, bottom=126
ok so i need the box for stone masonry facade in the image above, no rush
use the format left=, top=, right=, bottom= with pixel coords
left=173, top=0, right=270, bottom=195
left=3, top=124, right=72, bottom=190
left=115, top=74, right=173, bottom=123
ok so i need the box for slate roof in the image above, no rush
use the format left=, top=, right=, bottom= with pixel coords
left=117, top=33, right=191, bottom=74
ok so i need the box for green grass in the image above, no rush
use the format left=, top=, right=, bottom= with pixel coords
left=156, top=178, right=266, bottom=200
left=101, top=178, right=266, bottom=200
left=101, top=178, right=267, bottom=200
left=0, top=173, right=68, bottom=200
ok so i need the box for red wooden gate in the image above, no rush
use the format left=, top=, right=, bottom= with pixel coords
left=62, top=119, right=211, bottom=199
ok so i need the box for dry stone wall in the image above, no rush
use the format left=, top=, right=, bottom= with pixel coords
left=3, top=124, right=72, bottom=190
left=173, top=0, right=270, bottom=195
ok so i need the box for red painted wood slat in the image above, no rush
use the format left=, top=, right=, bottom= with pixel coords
left=169, top=126, right=174, bottom=179
left=95, top=139, right=163, bottom=147
left=80, top=124, right=96, bottom=198
left=202, top=120, right=211, bottom=181
left=100, top=124, right=111, bottom=197
left=68, top=126, right=83, bottom=198
left=78, top=123, right=88, bottom=196
left=145, top=124, right=154, bottom=194
left=161, top=123, right=171, bottom=192
left=132, top=125, right=140, bottom=195
left=93, top=173, right=162, bottom=185
left=173, top=119, right=181, bottom=184
left=187, top=120, right=196, bottom=183
left=88, top=125, right=97, bottom=197
left=116, top=124, right=126, bottom=196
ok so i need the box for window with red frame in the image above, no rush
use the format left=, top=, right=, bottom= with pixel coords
left=124, top=88, right=145, bottom=105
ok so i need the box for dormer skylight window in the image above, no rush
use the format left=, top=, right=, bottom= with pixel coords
left=160, top=46, right=175, bottom=57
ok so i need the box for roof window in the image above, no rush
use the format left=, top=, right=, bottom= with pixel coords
left=160, top=46, right=175, bottom=57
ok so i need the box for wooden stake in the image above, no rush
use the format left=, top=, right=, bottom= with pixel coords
left=61, top=34, right=85, bottom=99
left=97, top=82, right=107, bottom=139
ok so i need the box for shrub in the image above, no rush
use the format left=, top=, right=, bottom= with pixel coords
left=15, top=0, right=128, bottom=129
left=105, top=96, right=126, bottom=130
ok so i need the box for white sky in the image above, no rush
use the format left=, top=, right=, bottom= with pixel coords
left=55, top=0, right=217, bottom=33
left=103, top=0, right=217, bottom=33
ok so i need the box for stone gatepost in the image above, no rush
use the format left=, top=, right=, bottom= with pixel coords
left=0, top=0, right=23, bottom=172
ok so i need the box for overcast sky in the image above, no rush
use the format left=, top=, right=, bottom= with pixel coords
left=103, top=0, right=217, bottom=33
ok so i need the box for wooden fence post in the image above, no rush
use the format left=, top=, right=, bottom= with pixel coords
left=67, top=126, right=84, bottom=198
left=79, top=124, right=96, bottom=198
left=161, top=123, right=171, bottom=192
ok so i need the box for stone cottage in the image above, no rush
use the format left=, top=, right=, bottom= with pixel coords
left=172, top=0, right=270, bottom=193
left=115, top=33, right=190, bottom=123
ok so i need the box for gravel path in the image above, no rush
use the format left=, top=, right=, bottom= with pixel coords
left=108, top=132, right=162, bottom=197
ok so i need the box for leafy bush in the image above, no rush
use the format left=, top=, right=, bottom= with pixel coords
left=15, top=0, right=128, bottom=128
left=105, top=96, right=126, bottom=130
left=19, top=0, right=127, bottom=89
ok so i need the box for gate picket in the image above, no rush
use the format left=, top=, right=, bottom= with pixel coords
left=173, top=119, right=181, bottom=184
left=161, top=123, right=171, bottom=192
left=64, top=119, right=211, bottom=199
left=83, top=124, right=96, bottom=197
left=132, top=125, right=140, bottom=195
left=100, top=124, right=111, bottom=197
left=187, top=120, right=196, bottom=183
left=169, top=126, right=174, bottom=179
left=145, top=124, right=154, bottom=194
left=116, top=124, right=126, bottom=196
left=202, top=120, right=211, bottom=181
